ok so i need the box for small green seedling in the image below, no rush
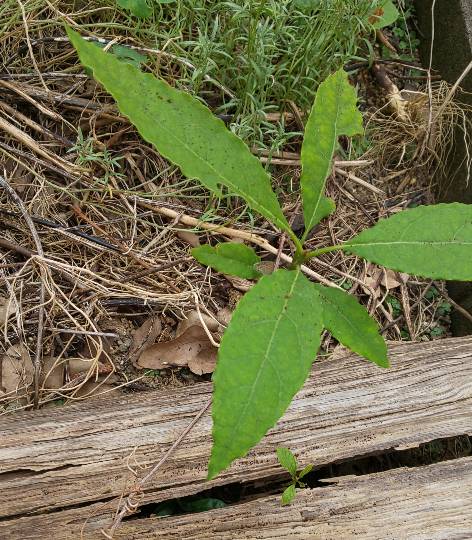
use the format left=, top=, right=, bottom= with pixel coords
left=68, top=128, right=125, bottom=186
left=276, top=447, right=313, bottom=505
left=68, top=28, right=472, bottom=481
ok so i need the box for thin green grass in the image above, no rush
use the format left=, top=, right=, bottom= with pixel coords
left=1, top=0, right=380, bottom=148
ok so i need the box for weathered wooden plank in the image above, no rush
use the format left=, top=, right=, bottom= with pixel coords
left=99, top=455, right=472, bottom=539
left=3, top=456, right=472, bottom=538
left=0, top=337, right=471, bottom=529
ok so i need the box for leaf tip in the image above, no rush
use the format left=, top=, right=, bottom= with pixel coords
left=281, top=484, right=296, bottom=505
left=206, top=455, right=224, bottom=481
left=378, top=356, right=390, bottom=368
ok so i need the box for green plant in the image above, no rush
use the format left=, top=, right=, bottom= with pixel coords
left=68, top=128, right=125, bottom=185
left=391, top=0, right=420, bottom=56
left=276, top=447, right=313, bottom=505
left=68, top=29, right=472, bottom=480
left=369, top=0, right=399, bottom=29
left=386, top=295, right=402, bottom=318
left=429, top=325, right=446, bottom=338
left=437, top=302, right=452, bottom=317
left=115, top=0, right=389, bottom=148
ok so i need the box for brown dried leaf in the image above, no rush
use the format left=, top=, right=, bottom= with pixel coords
left=72, top=376, right=119, bottom=399
left=224, top=274, right=254, bottom=292
left=129, top=317, right=162, bottom=365
left=68, top=357, right=113, bottom=377
left=0, top=296, right=15, bottom=325
left=41, top=357, right=64, bottom=390
left=188, top=346, right=217, bottom=375
left=176, top=229, right=200, bottom=247
left=176, top=310, right=218, bottom=337
left=1, top=344, right=33, bottom=398
left=137, top=325, right=218, bottom=374
left=215, top=307, right=233, bottom=337
left=364, top=267, right=383, bottom=299
left=381, top=269, right=410, bottom=290
left=254, top=261, right=276, bottom=275
left=329, top=344, right=351, bottom=362
left=68, top=358, right=97, bottom=376
left=216, top=307, right=233, bottom=326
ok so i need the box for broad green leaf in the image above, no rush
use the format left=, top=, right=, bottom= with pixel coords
left=370, top=1, right=400, bottom=29
left=314, top=284, right=388, bottom=368
left=192, top=243, right=261, bottom=279
left=276, top=447, right=297, bottom=477
left=67, top=29, right=291, bottom=236
left=281, top=484, right=296, bottom=505
left=344, top=203, right=472, bottom=281
left=301, top=69, right=363, bottom=237
left=298, top=463, right=313, bottom=479
left=117, top=0, right=152, bottom=18
left=208, top=269, right=323, bottom=479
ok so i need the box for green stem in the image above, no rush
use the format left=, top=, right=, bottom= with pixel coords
left=305, top=244, right=345, bottom=259
left=288, top=230, right=304, bottom=257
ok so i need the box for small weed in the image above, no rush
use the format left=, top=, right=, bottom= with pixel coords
left=425, top=286, right=440, bottom=301
left=340, top=279, right=354, bottom=291
left=68, top=128, right=125, bottom=186
left=71, top=28, right=472, bottom=484
left=437, top=302, right=452, bottom=317
left=386, top=295, right=402, bottom=318
left=400, top=328, right=410, bottom=340
left=429, top=325, right=446, bottom=338
left=144, top=369, right=161, bottom=378
left=276, top=447, right=313, bottom=505
left=380, top=0, right=420, bottom=64
left=393, top=0, right=420, bottom=55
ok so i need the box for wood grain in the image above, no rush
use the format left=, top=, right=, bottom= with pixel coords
left=3, top=454, right=472, bottom=538
left=0, top=337, right=471, bottom=536
left=100, top=456, right=472, bottom=539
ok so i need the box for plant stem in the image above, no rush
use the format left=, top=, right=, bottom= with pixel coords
left=288, top=230, right=304, bottom=257
left=306, top=244, right=345, bottom=259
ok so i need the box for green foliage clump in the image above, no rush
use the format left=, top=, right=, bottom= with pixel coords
left=116, top=0, right=388, bottom=146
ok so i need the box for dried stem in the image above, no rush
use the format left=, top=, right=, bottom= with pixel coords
left=103, top=398, right=212, bottom=538
left=0, top=173, right=46, bottom=408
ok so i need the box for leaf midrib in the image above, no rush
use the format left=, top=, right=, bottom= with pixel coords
left=346, top=240, right=472, bottom=248
left=304, top=76, right=342, bottom=233
left=225, top=270, right=301, bottom=441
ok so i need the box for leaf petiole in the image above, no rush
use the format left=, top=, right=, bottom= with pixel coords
left=305, top=244, right=345, bottom=259
left=288, top=231, right=304, bottom=257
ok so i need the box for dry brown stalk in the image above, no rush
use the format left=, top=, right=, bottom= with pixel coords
left=0, top=173, right=46, bottom=408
